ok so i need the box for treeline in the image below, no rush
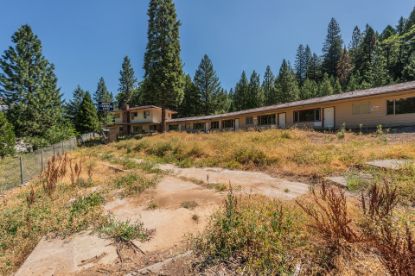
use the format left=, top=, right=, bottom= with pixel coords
left=112, top=6, right=415, bottom=118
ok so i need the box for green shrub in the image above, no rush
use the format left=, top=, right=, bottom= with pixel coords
left=70, top=193, right=104, bottom=215
left=194, top=190, right=304, bottom=274
left=99, top=217, right=150, bottom=242
left=0, top=112, right=15, bottom=158
left=114, top=173, right=157, bottom=196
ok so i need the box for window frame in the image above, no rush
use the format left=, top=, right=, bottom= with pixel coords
left=210, top=121, right=220, bottom=129
left=294, top=108, right=321, bottom=123
left=245, top=117, right=254, bottom=126
left=387, top=97, right=415, bottom=115
left=222, top=119, right=235, bottom=129
left=258, top=114, right=276, bottom=126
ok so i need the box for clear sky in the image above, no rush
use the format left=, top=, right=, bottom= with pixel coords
left=0, top=0, right=413, bottom=100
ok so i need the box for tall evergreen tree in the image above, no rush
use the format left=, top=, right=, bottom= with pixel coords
left=337, top=47, right=353, bottom=88
left=117, top=56, right=136, bottom=107
left=319, top=73, right=334, bottom=96
left=322, top=18, right=343, bottom=77
left=275, top=60, right=300, bottom=103
left=247, top=71, right=264, bottom=108
left=65, top=86, right=87, bottom=124
left=380, top=25, right=397, bottom=40
left=402, top=52, right=415, bottom=81
left=356, top=25, right=377, bottom=83
left=179, top=75, right=201, bottom=117
left=262, top=65, right=277, bottom=105
left=0, top=112, right=15, bottom=157
left=366, top=45, right=390, bottom=87
left=142, top=0, right=184, bottom=131
left=193, top=55, right=222, bottom=115
left=300, top=79, right=318, bottom=100
left=233, top=71, right=249, bottom=110
left=396, top=17, right=407, bottom=34
left=405, top=7, right=415, bottom=31
left=94, top=77, right=113, bottom=124
left=295, top=44, right=307, bottom=84
left=307, top=53, right=322, bottom=82
left=75, top=92, right=100, bottom=133
left=0, top=25, right=63, bottom=139
left=304, top=45, right=313, bottom=79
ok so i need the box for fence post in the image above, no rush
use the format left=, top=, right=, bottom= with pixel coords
left=61, top=141, right=64, bottom=154
left=53, top=144, right=56, bottom=156
left=19, top=156, right=24, bottom=185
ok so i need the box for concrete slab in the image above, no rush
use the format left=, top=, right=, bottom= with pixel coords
left=366, top=159, right=413, bottom=170
left=156, top=164, right=311, bottom=200
left=15, top=232, right=118, bottom=276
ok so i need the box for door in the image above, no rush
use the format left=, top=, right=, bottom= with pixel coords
left=323, top=107, right=335, bottom=129
left=278, top=113, right=286, bottom=129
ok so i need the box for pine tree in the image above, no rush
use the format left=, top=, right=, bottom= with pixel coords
left=75, top=92, right=100, bottom=133
left=233, top=71, right=249, bottom=110
left=356, top=25, right=377, bottom=83
left=275, top=60, right=300, bottom=103
left=0, top=25, right=63, bottom=139
left=0, top=112, right=15, bottom=157
left=337, top=47, right=353, bottom=88
left=179, top=74, right=201, bottom=117
left=402, top=52, right=415, bottom=81
left=117, top=56, right=136, bottom=107
left=332, top=77, right=342, bottom=93
left=193, top=55, right=222, bottom=115
left=367, top=45, right=390, bottom=86
left=300, top=79, right=318, bottom=100
left=94, top=77, right=113, bottom=124
left=262, top=65, right=277, bottom=105
left=319, top=73, right=334, bottom=96
left=346, top=73, right=361, bottom=91
left=295, top=44, right=307, bottom=84
left=322, top=18, right=343, bottom=77
left=247, top=71, right=264, bottom=108
left=380, top=25, right=397, bottom=40
left=64, top=86, right=87, bottom=124
left=142, top=0, right=184, bottom=131
left=349, top=26, right=362, bottom=63
left=405, top=7, right=415, bottom=31
left=396, top=17, right=407, bottom=34
left=304, top=45, right=313, bottom=79
left=308, top=53, right=322, bottom=82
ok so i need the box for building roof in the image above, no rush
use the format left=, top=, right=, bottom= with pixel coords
left=167, top=81, right=415, bottom=123
left=114, top=105, right=177, bottom=114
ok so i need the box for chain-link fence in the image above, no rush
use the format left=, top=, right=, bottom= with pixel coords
left=0, top=137, right=78, bottom=192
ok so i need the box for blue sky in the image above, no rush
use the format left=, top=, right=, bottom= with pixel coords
left=0, top=0, right=413, bottom=100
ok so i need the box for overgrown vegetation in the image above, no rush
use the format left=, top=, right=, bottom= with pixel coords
left=114, top=173, right=158, bottom=197
left=194, top=188, right=306, bottom=274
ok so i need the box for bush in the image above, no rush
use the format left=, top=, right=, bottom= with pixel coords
left=99, top=217, right=151, bottom=242
left=0, top=112, right=15, bottom=157
left=114, top=173, right=158, bottom=196
left=233, top=147, right=270, bottom=167
left=194, top=189, right=304, bottom=274
left=70, top=193, right=104, bottom=215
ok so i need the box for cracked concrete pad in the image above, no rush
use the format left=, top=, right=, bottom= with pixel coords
left=157, top=164, right=310, bottom=200
left=15, top=232, right=117, bottom=276
left=366, top=159, right=412, bottom=170
left=104, top=176, right=221, bottom=253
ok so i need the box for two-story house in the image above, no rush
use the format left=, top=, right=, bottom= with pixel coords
left=107, top=105, right=177, bottom=141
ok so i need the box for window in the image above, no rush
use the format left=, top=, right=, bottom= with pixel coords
left=169, top=124, right=179, bottom=131
left=193, top=123, right=205, bottom=130
left=132, top=126, right=143, bottom=133
left=144, top=111, right=150, bottom=119
left=352, top=102, right=371, bottom=115
left=245, top=117, right=254, bottom=125
left=222, top=119, right=235, bottom=129
left=294, top=109, right=321, bottom=122
left=131, top=112, right=138, bottom=119
left=211, top=121, right=220, bottom=129
left=258, top=114, right=276, bottom=126
left=387, top=97, right=415, bottom=115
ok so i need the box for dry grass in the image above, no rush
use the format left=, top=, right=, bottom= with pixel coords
left=105, top=129, right=415, bottom=178
left=0, top=148, right=160, bottom=274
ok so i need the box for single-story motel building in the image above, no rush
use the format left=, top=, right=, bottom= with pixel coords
left=108, top=81, right=415, bottom=141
